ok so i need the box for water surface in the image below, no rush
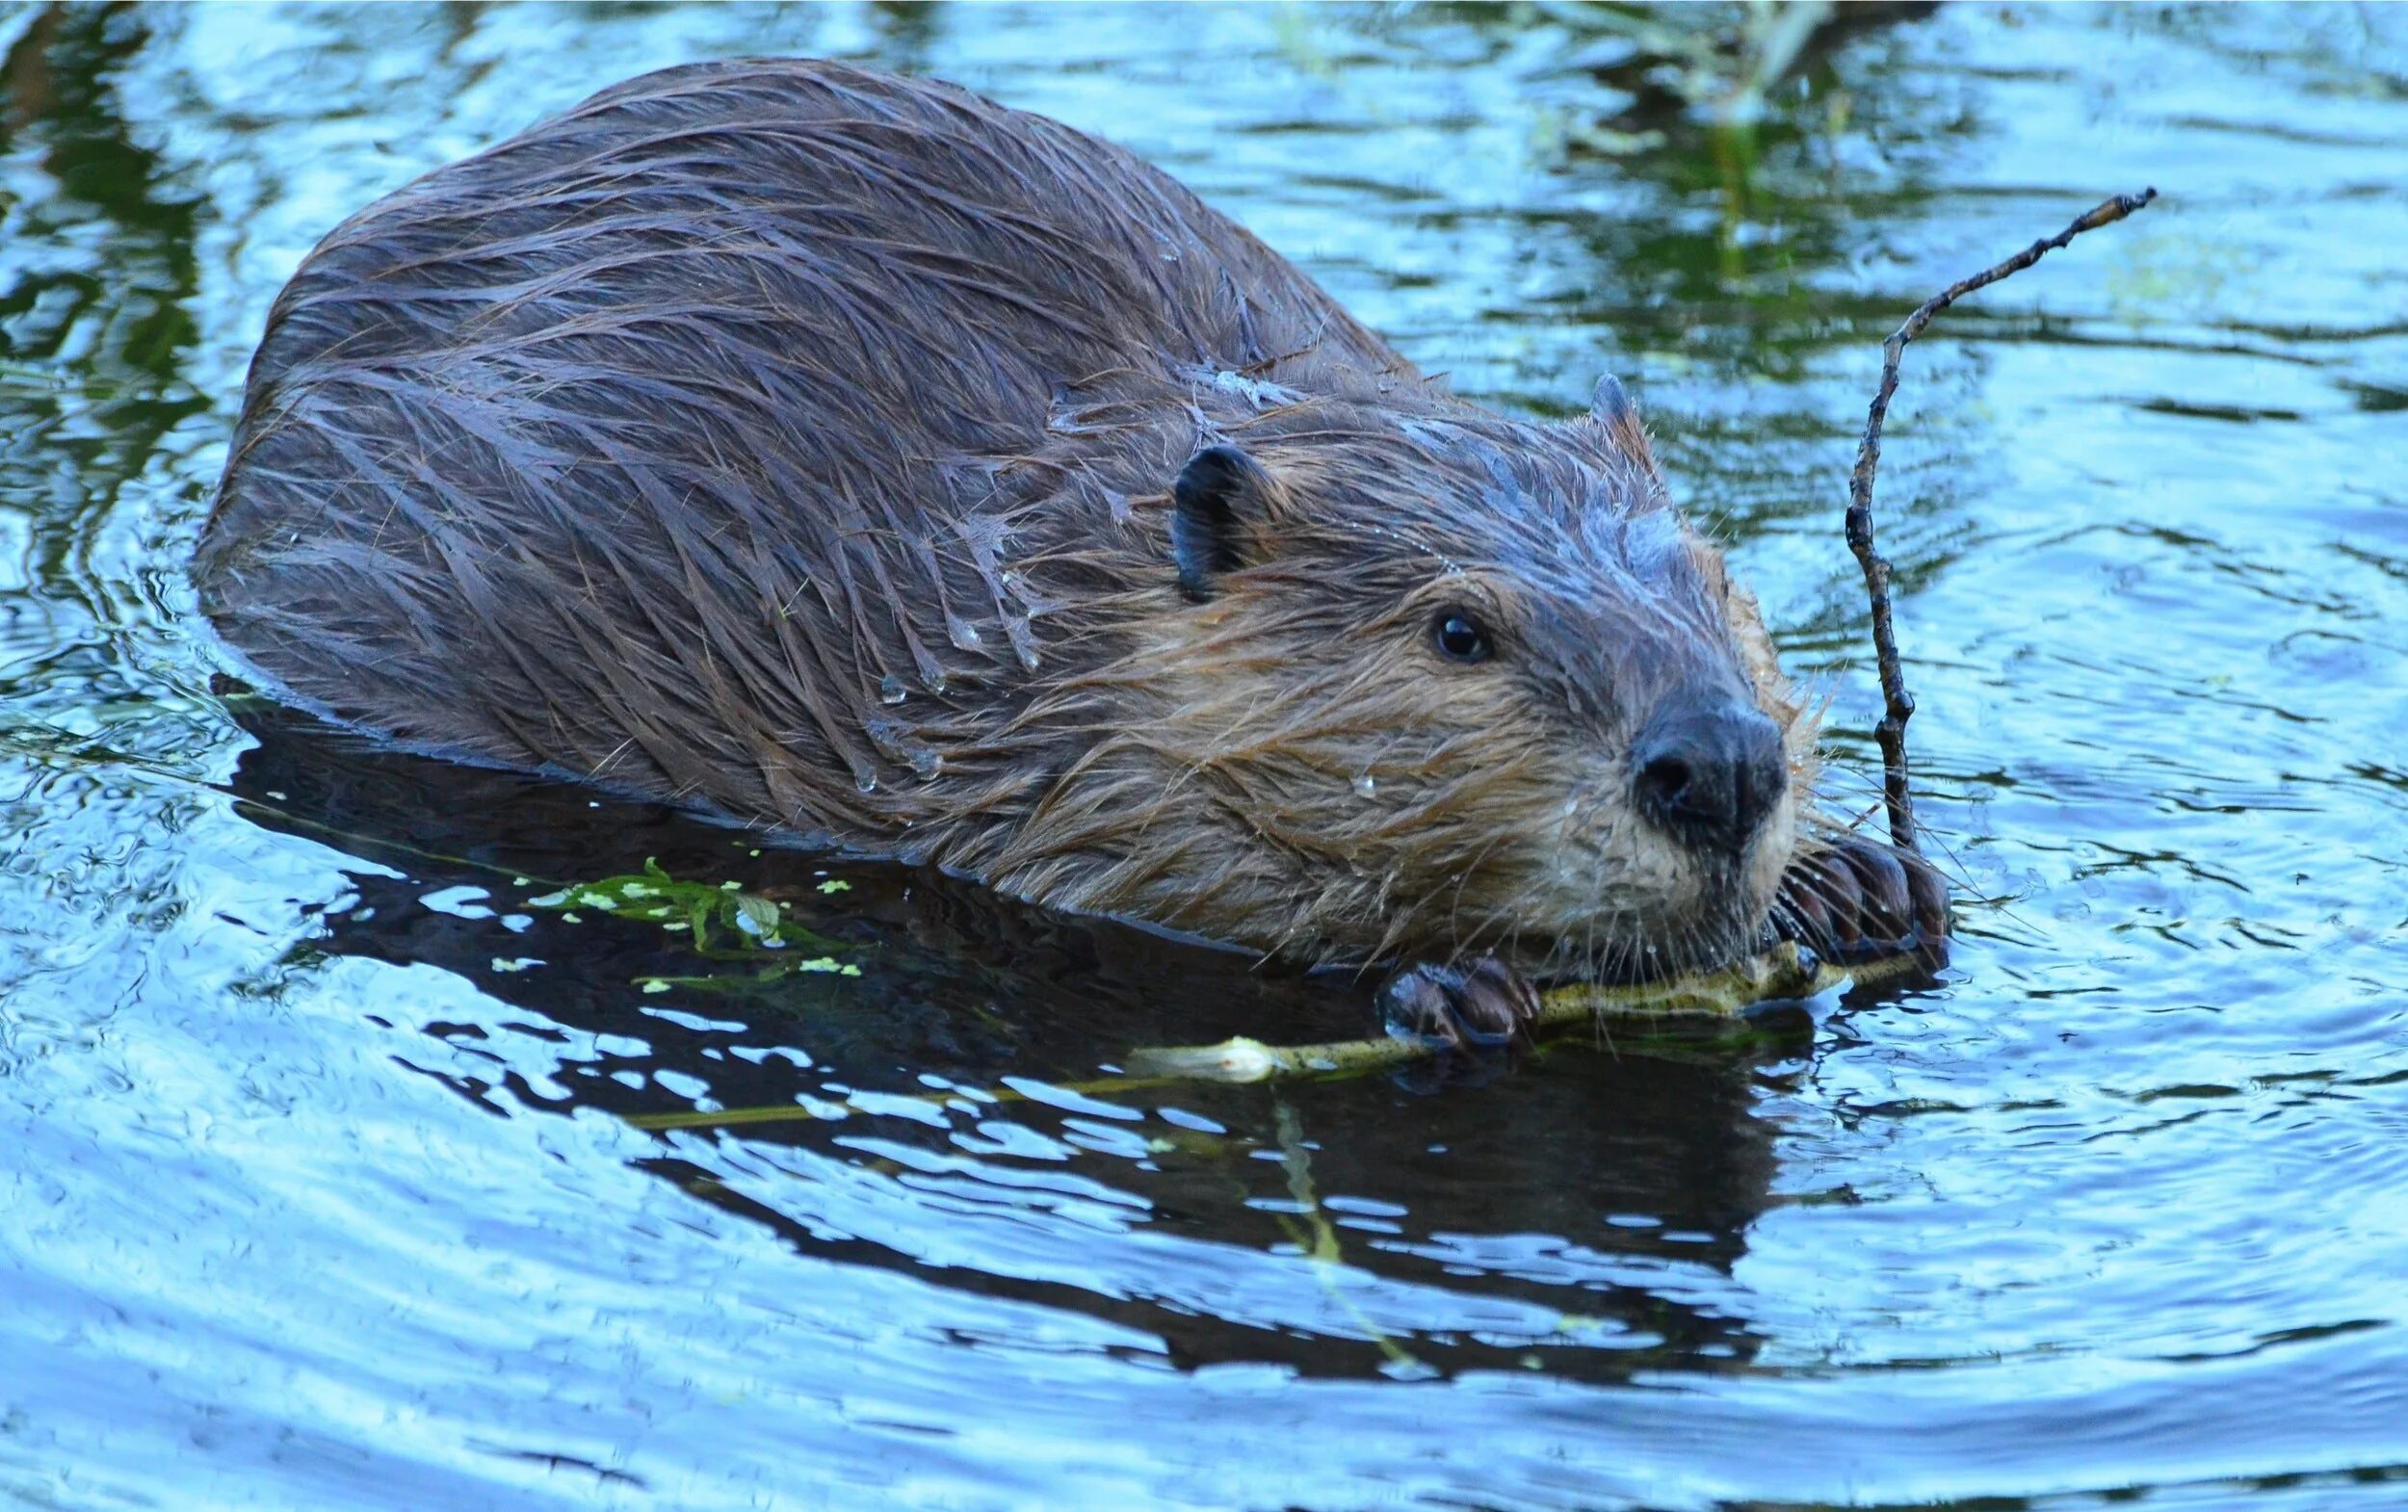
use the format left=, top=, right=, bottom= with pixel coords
left=3, top=4, right=2405, bottom=1508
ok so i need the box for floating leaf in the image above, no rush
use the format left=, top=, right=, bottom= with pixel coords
left=733, top=893, right=781, bottom=936
left=523, top=857, right=855, bottom=985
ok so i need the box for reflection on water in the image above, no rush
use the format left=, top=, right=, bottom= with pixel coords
left=2, top=3, right=2406, bottom=1508
left=228, top=705, right=1794, bottom=1385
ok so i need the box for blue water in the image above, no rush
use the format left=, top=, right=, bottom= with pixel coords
left=3, top=4, right=2405, bottom=1507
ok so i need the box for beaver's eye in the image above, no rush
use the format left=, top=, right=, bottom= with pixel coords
left=1432, top=609, right=1491, bottom=664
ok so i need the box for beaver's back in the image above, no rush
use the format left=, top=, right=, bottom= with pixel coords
left=199, top=58, right=1419, bottom=823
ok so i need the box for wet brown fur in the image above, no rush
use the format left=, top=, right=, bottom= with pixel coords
left=198, top=58, right=1833, bottom=979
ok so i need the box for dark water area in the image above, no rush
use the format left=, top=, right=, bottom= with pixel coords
left=3, top=4, right=2405, bottom=1508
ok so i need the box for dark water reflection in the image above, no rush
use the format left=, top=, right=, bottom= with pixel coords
left=228, top=708, right=1789, bottom=1386
left=3, top=3, right=2406, bottom=1508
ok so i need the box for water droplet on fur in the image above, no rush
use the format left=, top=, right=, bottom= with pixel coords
left=864, top=717, right=942, bottom=782
left=854, top=769, right=878, bottom=795
left=1352, top=772, right=1376, bottom=799
left=1003, top=614, right=1041, bottom=673
left=878, top=674, right=908, bottom=705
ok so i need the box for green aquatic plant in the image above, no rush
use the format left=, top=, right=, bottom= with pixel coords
left=1557, top=0, right=1844, bottom=133
left=524, top=858, right=859, bottom=987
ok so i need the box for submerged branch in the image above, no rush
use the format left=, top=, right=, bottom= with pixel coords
left=1848, top=187, right=2159, bottom=854
left=630, top=944, right=1934, bottom=1122
left=1122, top=942, right=1929, bottom=1085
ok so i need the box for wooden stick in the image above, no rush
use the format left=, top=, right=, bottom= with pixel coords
left=1847, top=187, right=2158, bottom=854
left=627, top=945, right=1940, bottom=1120
left=1120, top=942, right=1935, bottom=1085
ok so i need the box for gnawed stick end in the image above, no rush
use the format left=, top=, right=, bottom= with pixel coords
left=1123, top=1033, right=1426, bottom=1084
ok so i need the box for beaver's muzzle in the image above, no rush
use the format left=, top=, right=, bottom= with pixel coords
left=1631, top=691, right=1788, bottom=857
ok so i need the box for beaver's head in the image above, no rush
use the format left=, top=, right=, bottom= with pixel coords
left=1013, top=380, right=1815, bottom=981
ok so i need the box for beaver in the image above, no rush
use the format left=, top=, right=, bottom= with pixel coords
left=196, top=58, right=1945, bottom=1043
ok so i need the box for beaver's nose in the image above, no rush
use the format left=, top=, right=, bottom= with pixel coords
left=1631, top=694, right=1787, bottom=853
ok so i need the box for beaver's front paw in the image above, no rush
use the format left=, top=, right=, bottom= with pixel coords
left=1774, top=832, right=1950, bottom=969
left=1376, top=956, right=1541, bottom=1050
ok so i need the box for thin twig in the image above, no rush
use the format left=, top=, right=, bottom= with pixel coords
left=1848, top=186, right=2159, bottom=854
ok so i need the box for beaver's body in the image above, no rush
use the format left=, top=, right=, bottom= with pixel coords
left=199, top=59, right=1938, bottom=1002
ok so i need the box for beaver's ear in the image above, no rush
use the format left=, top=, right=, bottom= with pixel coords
left=1587, top=375, right=1663, bottom=482
left=1171, top=444, right=1281, bottom=601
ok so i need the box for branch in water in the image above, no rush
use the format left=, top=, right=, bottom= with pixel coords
left=1847, top=187, right=2159, bottom=854
left=615, top=940, right=1944, bottom=1118
left=1122, top=942, right=1933, bottom=1085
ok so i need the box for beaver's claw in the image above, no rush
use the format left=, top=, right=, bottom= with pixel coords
left=1376, top=956, right=1542, bottom=1051
left=1773, top=832, right=1950, bottom=970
